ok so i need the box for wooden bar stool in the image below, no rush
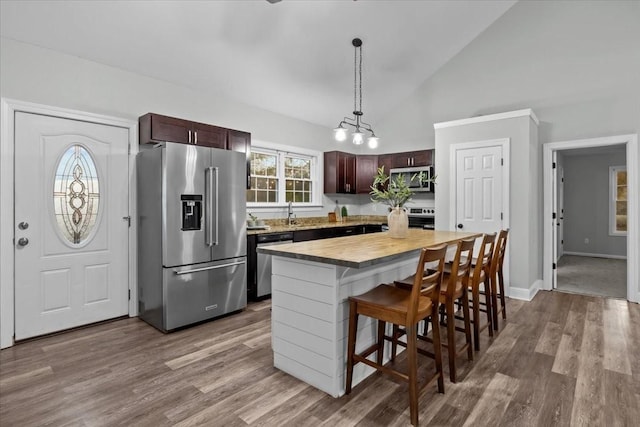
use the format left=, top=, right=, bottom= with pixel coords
left=490, top=229, right=509, bottom=330
left=458, top=233, right=495, bottom=351
left=345, top=244, right=447, bottom=426
left=393, top=237, right=475, bottom=383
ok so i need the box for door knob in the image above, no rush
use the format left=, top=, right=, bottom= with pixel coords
left=18, top=222, right=29, bottom=230
left=457, top=223, right=463, bottom=229
left=17, top=237, right=29, bottom=247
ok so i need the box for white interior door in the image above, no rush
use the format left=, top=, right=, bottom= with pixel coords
left=455, top=145, right=504, bottom=235
left=14, top=112, right=130, bottom=340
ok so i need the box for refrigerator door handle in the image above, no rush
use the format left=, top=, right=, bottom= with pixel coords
left=173, top=259, right=246, bottom=275
left=205, top=166, right=220, bottom=247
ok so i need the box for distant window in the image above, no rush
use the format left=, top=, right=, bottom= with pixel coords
left=247, top=148, right=317, bottom=206
left=610, top=166, right=627, bottom=235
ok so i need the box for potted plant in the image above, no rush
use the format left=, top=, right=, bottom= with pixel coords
left=370, top=166, right=431, bottom=238
left=247, top=213, right=258, bottom=227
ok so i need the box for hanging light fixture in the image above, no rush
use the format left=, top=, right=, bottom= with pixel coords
left=333, top=38, right=379, bottom=149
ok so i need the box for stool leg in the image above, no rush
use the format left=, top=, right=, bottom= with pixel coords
left=462, top=288, right=473, bottom=361
left=491, top=275, right=499, bottom=331
left=406, top=324, right=418, bottom=426
left=345, top=300, right=358, bottom=394
left=499, top=269, right=507, bottom=320
left=377, top=320, right=385, bottom=366
left=446, top=299, right=457, bottom=383
left=391, top=324, right=399, bottom=361
left=484, top=279, right=494, bottom=337
left=472, top=284, right=480, bottom=351
left=430, top=310, right=445, bottom=393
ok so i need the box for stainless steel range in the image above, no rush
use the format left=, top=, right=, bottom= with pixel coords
left=407, top=206, right=436, bottom=230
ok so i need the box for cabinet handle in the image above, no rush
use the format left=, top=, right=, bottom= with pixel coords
left=407, top=158, right=410, bottom=166
left=188, top=130, right=192, bottom=144
left=195, top=131, right=198, bottom=145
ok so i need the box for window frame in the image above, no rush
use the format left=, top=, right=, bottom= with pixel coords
left=609, top=165, right=628, bottom=236
left=247, top=142, right=323, bottom=209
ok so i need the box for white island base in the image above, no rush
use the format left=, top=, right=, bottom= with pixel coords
left=271, top=254, right=417, bottom=398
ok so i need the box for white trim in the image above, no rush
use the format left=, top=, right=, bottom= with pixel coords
left=0, top=98, right=137, bottom=349
left=543, top=134, right=638, bottom=303
left=563, top=251, right=627, bottom=260
left=434, top=109, right=539, bottom=129
left=449, top=138, right=510, bottom=296
left=509, top=280, right=542, bottom=302
left=609, top=165, right=628, bottom=236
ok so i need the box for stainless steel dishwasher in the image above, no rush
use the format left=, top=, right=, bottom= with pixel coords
left=256, top=232, right=294, bottom=298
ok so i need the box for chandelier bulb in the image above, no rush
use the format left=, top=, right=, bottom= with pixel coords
left=333, top=126, right=348, bottom=142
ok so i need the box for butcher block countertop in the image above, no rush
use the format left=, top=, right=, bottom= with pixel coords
left=257, top=229, right=481, bottom=268
left=246, top=215, right=387, bottom=235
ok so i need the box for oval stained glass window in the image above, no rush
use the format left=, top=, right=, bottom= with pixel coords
left=53, top=145, right=100, bottom=245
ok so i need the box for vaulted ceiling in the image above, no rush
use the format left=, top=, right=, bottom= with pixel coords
left=0, top=0, right=516, bottom=128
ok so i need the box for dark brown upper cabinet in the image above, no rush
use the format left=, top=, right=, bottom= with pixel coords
left=324, top=151, right=356, bottom=194
left=392, top=150, right=432, bottom=168
left=139, top=113, right=252, bottom=188
left=355, top=155, right=378, bottom=194
left=324, top=152, right=378, bottom=195
left=139, top=113, right=227, bottom=149
left=227, top=129, right=252, bottom=189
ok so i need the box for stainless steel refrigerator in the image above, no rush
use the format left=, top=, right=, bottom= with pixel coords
left=137, top=142, right=247, bottom=332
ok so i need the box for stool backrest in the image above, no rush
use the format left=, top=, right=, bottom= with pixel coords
left=490, top=229, right=509, bottom=278
left=446, top=237, right=476, bottom=297
left=408, top=243, right=447, bottom=324
left=472, top=233, right=497, bottom=284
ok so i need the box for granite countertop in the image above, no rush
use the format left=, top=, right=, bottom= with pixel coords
left=246, top=215, right=387, bottom=235
left=256, top=229, right=481, bottom=268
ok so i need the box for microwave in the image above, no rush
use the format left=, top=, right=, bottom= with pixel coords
left=389, top=166, right=433, bottom=192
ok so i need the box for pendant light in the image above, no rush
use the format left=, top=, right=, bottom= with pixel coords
left=333, top=38, right=379, bottom=149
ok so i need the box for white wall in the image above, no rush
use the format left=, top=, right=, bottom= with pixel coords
left=375, top=1, right=640, bottom=152
left=434, top=115, right=540, bottom=295
left=0, top=38, right=331, bottom=152
left=563, top=150, right=627, bottom=256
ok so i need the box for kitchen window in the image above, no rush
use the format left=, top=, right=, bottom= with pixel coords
left=609, top=165, right=627, bottom=235
left=247, top=146, right=318, bottom=207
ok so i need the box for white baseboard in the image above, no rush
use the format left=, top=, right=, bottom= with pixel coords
left=509, top=280, right=542, bottom=302
left=562, top=251, right=627, bottom=260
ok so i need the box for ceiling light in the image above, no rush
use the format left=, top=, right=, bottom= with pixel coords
left=333, top=38, right=379, bottom=149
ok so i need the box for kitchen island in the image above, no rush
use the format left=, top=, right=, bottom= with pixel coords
left=257, top=229, right=480, bottom=397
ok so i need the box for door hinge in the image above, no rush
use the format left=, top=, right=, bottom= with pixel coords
left=500, top=212, right=503, bottom=220
left=128, top=289, right=131, bottom=300
left=552, top=263, right=557, bottom=270
left=552, top=212, right=557, bottom=219
left=561, top=239, right=564, bottom=244
left=123, top=216, right=131, bottom=227
left=128, top=142, right=131, bottom=155
left=552, top=162, right=556, bottom=169
left=501, top=158, right=504, bottom=166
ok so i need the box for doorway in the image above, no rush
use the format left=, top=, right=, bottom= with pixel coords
left=0, top=99, right=138, bottom=348
left=543, top=135, right=638, bottom=302
left=450, top=138, right=510, bottom=292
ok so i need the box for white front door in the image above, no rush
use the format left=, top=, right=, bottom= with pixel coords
left=14, top=112, right=130, bottom=340
left=455, top=145, right=504, bottom=235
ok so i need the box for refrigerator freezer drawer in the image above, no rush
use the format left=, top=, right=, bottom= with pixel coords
left=162, top=257, right=247, bottom=331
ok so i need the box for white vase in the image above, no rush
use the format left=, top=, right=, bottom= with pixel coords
left=387, top=206, right=409, bottom=238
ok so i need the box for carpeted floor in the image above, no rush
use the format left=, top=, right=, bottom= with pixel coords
left=556, top=255, right=627, bottom=298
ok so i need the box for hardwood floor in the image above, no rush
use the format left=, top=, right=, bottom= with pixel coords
left=1, top=291, right=638, bottom=426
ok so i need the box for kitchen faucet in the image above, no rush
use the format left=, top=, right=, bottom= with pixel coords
left=287, top=201, right=296, bottom=225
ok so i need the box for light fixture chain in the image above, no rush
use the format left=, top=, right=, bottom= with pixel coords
left=353, top=43, right=357, bottom=113
left=359, top=43, right=363, bottom=114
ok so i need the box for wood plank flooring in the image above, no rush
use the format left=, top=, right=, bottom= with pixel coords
left=1, top=291, right=639, bottom=426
